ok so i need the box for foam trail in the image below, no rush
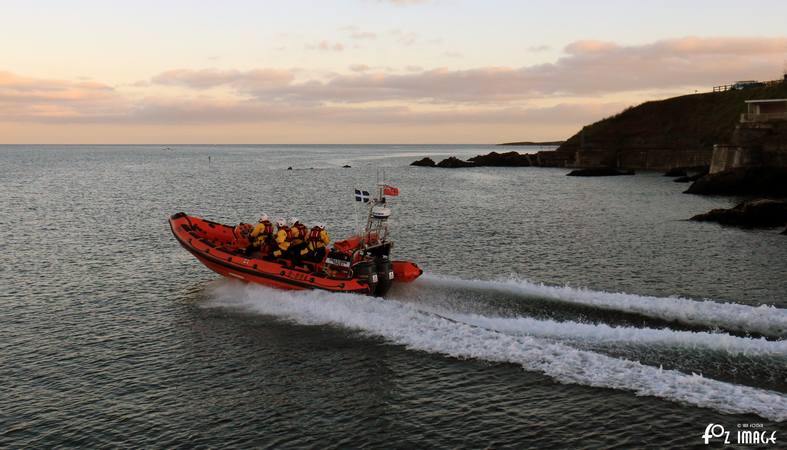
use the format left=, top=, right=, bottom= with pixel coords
left=447, top=313, right=787, bottom=357
left=205, top=281, right=787, bottom=422
left=415, top=275, right=787, bottom=338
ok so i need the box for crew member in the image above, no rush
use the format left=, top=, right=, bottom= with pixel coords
left=288, top=217, right=308, bottom=262
left=249, top=214, right=274, bottom=253
left=272, top=218, right=292, bottom=259
left=302, top=222, right=330, bottom=261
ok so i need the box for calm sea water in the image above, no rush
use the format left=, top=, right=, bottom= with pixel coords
left=1, top=145, right=786, bottom=448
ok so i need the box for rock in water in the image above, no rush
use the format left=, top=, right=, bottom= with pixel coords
left=566, top=167, right=635, bottom=176
left=664, top=168, right=688, bottom=177
left=410, top=157, right=436, bottom=167
left=342, top=164, right=351, bottom=168
left=674, top=173, right=705, bottom=183
left=690, top=198, right=787, bottom=228
left=436, top=156, right=475, bottom=168
left=685, top=168, right=787, bottom=196
left=468, top=151, right=531, bottom=166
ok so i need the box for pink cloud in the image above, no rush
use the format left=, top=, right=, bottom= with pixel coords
left=152, top=68, right=293, bottom=89
left=148, top=36, right=786, bottom=105
left=0, top=70, right=121, bottom=121
left=2, top=36, right=785, bottom=132
left=315, top=40, right=345, bottom=52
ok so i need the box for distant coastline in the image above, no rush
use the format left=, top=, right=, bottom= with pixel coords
left=497, top=140, right=565, bottom=146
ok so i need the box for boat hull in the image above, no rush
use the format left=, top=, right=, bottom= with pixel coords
left=169, top=212, right=422, bottom=295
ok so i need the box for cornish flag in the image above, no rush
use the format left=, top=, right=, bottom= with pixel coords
left=354, top=189, right=370, bottom=202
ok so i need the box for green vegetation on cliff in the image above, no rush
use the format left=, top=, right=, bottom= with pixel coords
left=557, top=83, right=787, bottom=157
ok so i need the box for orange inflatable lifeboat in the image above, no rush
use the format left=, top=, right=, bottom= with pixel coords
left=169, top=186, right=422, bottom=296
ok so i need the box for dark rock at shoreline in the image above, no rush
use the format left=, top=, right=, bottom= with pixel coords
left=685, top=167, right=787, bottom=196
left=410, top=157, right=436, bottom=167
left=468, top=151, right=531, bottom=166
left=674, top=173, right=704, bottom=183
left=436, top=156, right=475, bottom=168
left=664, top=168, right=688, bottom=177
left=410, top=150, right=574, bottom=168
left=566, top=167, right=635, bottom=177
left=690, top=198, right=787, bottom=229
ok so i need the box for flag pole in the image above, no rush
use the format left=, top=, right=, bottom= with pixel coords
left=353, top=190, right=359, bottom=236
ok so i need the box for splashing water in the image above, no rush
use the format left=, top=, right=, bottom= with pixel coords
left=204, top=280, right=787, bottom=422
left=408, top=275, right=787, bottom=338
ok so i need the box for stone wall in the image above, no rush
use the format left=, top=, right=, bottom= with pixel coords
left=572, top=147, right=712, bottom=171
left=709, top=120, right=787, bottom=174
left=710, top=145, right=757, bottom=174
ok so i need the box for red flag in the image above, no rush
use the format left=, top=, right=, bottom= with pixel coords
left=383, top=185, right=399, bottom=196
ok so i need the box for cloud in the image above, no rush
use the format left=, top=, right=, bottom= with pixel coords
left=340, top=25, right=377, bottom=40
left=151, top=68, right=294, bottom=90
left=0, top=70, right=123, bottom=121
left=3, top=36, right=786, bottom=133
left=313, top=40, right=345, bottom=52
left=150, top=36, right=784, bottom=104
left=0, top=68, right=623, bottom=128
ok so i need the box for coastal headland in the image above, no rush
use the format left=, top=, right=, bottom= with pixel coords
left=412, top=78, right=787, bottom=231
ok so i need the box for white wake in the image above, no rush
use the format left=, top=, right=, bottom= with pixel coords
left=204, top=281, right=787, bottom=422
left=410, top=275, right=787, bottom=338
left=446, top=313, right=787, bottom=357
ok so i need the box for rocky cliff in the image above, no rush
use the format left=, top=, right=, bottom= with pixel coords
left=544, top=82, right=787, bottom=171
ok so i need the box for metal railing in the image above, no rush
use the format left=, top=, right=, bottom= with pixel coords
left=713, top=79, right=784, bottom=92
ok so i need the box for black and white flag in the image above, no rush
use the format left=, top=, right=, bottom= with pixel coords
left=354, top=189, right=370, bottom=202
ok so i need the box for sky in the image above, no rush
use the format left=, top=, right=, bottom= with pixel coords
left=1, top=0, right=787, bottom=144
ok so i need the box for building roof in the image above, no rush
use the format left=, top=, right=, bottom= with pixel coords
left=744, top=99, right=787, bottom=104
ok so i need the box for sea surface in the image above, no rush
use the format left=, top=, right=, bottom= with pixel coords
left=1, top=144, right=786, bottom=448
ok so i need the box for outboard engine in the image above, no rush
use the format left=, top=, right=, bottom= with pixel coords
left=352, top=260, right=378, bottom=295
left=324, top=250, right=352, bottom=279
left=373, top=256, right=394, bottom=297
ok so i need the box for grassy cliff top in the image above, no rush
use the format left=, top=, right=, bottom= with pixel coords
left=557, top=82, right=787, bottom=153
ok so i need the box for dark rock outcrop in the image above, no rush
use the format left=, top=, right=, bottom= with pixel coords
left=436, top=156, right=475, bottom=168
left=342, top=165, right=351, bottom=168
left=673, top=167, right=709, bottom=183
left=690, top=199, right=787, bottom=228
left=411, top=150, right=574, bottom=168
left=674, top=173, right=705, bottom=183
left=566, top=168, right=635, bottom=177
left=410, top=157, right=436, bottom=167
left=685, top=167, right=787, bottom=196
left=468, top=151, right=532, bottom=166
left=664, top=168, right=688, bottom=177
